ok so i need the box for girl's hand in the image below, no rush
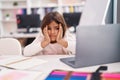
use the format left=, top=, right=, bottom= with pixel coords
left=57, top=24, right=68, bottom=48
left=43, top=25, right=50, bottom=42
left=41, top=25, right=50, bottom=48
left=56, top=24, right=63, bottom=42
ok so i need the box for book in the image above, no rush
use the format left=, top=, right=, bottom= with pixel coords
left=45, top=69, right=120, bottom=80
left=7, top=57, right=47, bottom=70
left=0, top=56, right=31, bottom=65
left=45, top=69, right=91, bottom=80
left=0, top=56, right=47, bottom=70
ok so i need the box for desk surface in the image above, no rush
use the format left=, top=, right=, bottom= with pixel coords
left=30, top=55, right=120, bottom=80
left=0, top=55, right=120, bottom=80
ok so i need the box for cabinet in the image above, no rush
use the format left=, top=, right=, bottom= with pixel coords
left=0, top=0, right=27, bottom=35
left=0, top=0, right=85, bottom=35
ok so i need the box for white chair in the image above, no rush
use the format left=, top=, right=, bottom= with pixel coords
left=0, top=38, right=22, bottom=55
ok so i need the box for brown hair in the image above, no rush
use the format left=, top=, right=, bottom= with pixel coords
left=41, top=11, right=67, bottom=37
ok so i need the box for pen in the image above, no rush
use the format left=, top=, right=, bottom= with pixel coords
left=0, top=65, right=16, bottom=70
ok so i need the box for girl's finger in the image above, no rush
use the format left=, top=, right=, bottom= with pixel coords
left=59, top=24, right=63, bottom=37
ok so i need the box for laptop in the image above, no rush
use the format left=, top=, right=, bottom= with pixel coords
left=60, top=24, right=120, bottom=68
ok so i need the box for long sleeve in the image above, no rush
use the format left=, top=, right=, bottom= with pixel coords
left=64, top=30, right=76, bottom=54
left=23, top=30, right=76, bottom=56
left=23, top=30, right=44, bottom=56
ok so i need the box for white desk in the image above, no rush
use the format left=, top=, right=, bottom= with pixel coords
left=0, top=55, right=120, bottom=80
left=28, top=55, right=120, bottom=80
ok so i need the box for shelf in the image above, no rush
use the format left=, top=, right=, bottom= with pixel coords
left=61, top=3, right=84, bottom=7
left=0, top=0, right=27, bottom=10
left=31, top=4, right=58, bottom=8
left=1, top=19, right=16, bottom=22
left=0, top=0, right=86, bottom=35
left=30, top=0, right=58, bottom=8
left=0, top=0, right=26, bottom=2
left=0, top=6, right=27, bottom=10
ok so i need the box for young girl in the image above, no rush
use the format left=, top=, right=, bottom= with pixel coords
left=23, top=12, right=76, bottom=56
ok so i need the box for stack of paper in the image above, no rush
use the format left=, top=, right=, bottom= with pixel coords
left=0, top=56, right=47, bottom=70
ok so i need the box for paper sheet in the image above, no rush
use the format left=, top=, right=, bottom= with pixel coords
left=0, top=56, right=47, bottom=70
left=0, top=56, right=31, bottom=65
left=7, top=57, right=47, bottom=70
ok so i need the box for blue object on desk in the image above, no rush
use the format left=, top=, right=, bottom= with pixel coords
left=45, top=70, right=88, bottom=80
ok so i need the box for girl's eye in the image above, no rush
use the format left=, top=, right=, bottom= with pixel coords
left=56, top=28, right=59, bottom=30
left=48, top=28, right=51, bottom=30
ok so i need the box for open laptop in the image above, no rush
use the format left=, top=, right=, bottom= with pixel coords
left=60, top=24, right=120, bottom=68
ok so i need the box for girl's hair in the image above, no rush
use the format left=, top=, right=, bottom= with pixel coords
left=41, top=11, right=67, bottom=37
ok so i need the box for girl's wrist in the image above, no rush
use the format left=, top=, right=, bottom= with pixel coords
left=41, top=40, right=50, bottom=48
left=57, top=39, right=68, bottom=48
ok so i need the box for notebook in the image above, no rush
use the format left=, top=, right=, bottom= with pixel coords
left=45, top=69, right=120, bottom=80
left=60, top=24, right=120, bottom=68
left=0, top=56, right=47, bottom=70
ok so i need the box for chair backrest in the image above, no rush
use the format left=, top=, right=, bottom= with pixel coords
left=0, top=38, right=22, bottom=55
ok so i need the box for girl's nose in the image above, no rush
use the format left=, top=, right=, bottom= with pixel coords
left=51, top=29, right=55, bottom=34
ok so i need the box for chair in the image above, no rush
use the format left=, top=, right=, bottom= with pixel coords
left=0, top=38, right=22, bottom=55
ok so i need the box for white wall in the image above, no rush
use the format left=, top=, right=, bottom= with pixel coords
left=79, top=0, right=111, bottom=26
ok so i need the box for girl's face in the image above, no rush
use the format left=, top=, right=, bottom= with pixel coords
left=47, top=21, right=59, bottom=43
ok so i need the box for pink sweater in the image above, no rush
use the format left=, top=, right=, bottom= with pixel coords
left=23, top=30, right=76, bottom=56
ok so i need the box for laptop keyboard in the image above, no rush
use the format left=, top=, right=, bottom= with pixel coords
left=69, top=60, right=75, bottom=65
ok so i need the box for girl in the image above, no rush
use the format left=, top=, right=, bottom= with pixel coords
left=23, top=12, right=75, bottom=56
